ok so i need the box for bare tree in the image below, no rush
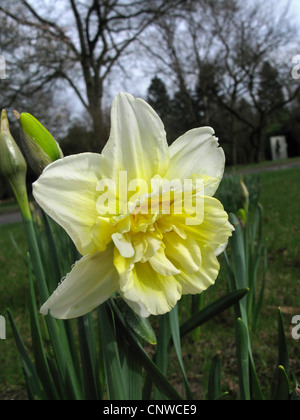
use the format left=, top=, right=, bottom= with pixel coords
left=0, top=0, right=185, bottom=148
left=205, top=0, right=300, bottom=162
left=139, top=0, right=300, bottom=163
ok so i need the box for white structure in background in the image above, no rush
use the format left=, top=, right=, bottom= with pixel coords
left=0, top=56, right=6, bottom=79
left=270, top=136, right=288, bottom=161
left=0, top=315, right=5, bottom=340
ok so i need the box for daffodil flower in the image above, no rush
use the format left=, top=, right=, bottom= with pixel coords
left=33, top=92, right=233, bottom=319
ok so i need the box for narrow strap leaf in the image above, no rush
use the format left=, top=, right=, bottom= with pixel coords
left=153, top=314, right=172, bottom=400
left=208, top=354, right=222, bottom=401
left=272, top=366, right=290, bottom=401
left=97, top=304, right=127, bottom=400
left=180, top=288, right=249, bottom=338
left=78, top=313, right=100, bottom=400
left=169, top=305, right=193, bottom=399
left=7, top=309, right=44, bottom=400
left=27, top=255, right=60, bottom=400
left=236, top=317, right=250, bottom=401
left=278, top=308, right=290, bottom=377
left=114, top=298, right=157, bottom=345
left=110, top=300, right=183, bottom=401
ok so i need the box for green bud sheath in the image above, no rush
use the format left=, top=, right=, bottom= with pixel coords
left=19, top=112, right=62, bottom=161
left=15, top=112, right=63, bottom=175
left=0, top=110, right=31, bottom=220
left=240, top=177, right=249, bottom=213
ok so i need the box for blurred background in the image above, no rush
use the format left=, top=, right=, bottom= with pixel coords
left=0, top=0, right=299, bottom=172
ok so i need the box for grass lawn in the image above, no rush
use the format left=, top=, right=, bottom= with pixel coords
left=0, top=164, right=299, bottom=399
left=177, top=165, right=300, bottom=398
left=226, top=156, right=300, bottom=175
left=0, top=223, right=30, bottom=399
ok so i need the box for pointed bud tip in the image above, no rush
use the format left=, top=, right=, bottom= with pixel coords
left=13, top=110, right=21, bottom=121
left=1, top=109, right=9, bottom=133
left=19, top=112, right=62, bottom=163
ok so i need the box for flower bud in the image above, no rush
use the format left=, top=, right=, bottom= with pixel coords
left=237, top=208, right=247, bottom=227
left=240, top=176, right=249, bottom=213
left=14, top=111, right=63, bottom=176
left=0, top=110, right=31, bottom=220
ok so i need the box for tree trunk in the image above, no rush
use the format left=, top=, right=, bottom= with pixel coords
left=231, top=117, right=238, bottom=166
left=86, top=78, right=109, bottom=152
left=89, top=105, right=109, bottom=152
left=256, top=118, right=266, bottom=163
left=257, top=133, right=266, bottom=163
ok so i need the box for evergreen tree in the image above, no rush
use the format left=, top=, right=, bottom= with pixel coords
left=147, top=76, right=171, bottom=122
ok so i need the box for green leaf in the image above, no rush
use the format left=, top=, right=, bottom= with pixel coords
left=236, top=317, right=250, bottom=401
left=169, top=305, right=193, bottom=400
left=139, top=313, right=171, bottom=400
left=9, top=231, right=27, bottom=265
left=249, top=354, right=264, bottom=400
left=251, top=245, right=267, bottom=332
left=208, top=354, right=222, bottom=401
left=229, top=214, right=247, bottom=291
left=278, top=308, right=289, bottom=377
left=41, top=211, right=63, bottom=293
left=114, top=298, right=157, bottom=345
left=7, top=309, right=44, bottom=400
left=23, top=218, right=83, bottom=400
left=272, top=366, right=290, bottom=401
left=153, top=313, right=172, bottom=400
left=78, top=313, right=100, bottom=400
left=117, top=331, right=143, bottom=400
left=27, top=255, right=60, bottom=400
left=110, top=300, right=183, bottom=401
left=180, top=288, right=249, bottom=338
left=97, top=303, right=127, bottom=400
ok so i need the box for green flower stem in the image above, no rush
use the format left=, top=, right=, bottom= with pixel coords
left=12, top=183, right=32, bottom=222
left=23, top=216, right=49, bottom=301
left=23, top=214, right=83, bottom=399
left=16, top=190, right=82, bottom=399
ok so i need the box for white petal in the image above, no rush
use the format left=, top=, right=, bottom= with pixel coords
left=121, top=262, right=182, bottom=317
left=165, top=127, right=225, bottom=196
left=214, top=241, right=228, bottom=257
left=177, top=246, right=220, bottom=295
left=112, top=232, right=135, bottom=258
left=33, top=153, right=101, bottom=255
left=114, top=249, right=181, bottom=317
left=164, top=232, right=202, bottom=274
left=148, top=247, right=181, bottom=276
left=214, top=221, right=235, bottom=256
left=40, top=245, right=118, bottom=319
left=119, top=297, right=151, bottom=318
left=100, top=92, right=170, bottom=184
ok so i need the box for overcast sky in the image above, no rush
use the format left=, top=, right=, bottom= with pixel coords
left=291, top=0, right=300, bottom=18
left=60, top=0, right=300, bottom=122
